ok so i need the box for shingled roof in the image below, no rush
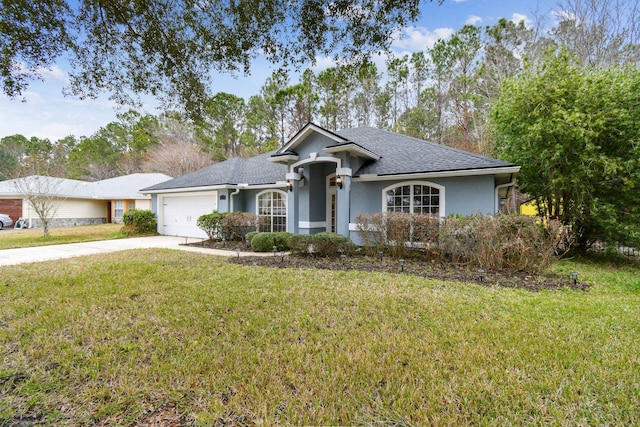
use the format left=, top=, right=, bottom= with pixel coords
left=143, top=124, right=517, bottom=192
left=141, top=151, right=287, bottom=191
left=332, top=127, right=516, bottom=176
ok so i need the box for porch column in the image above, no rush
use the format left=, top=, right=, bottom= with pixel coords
left=286, top=172, right=300, bottom=234
left=335, top=167, right=352, bottom=237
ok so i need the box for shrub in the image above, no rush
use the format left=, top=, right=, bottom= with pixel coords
left=311, top=232, right=355, bottom=257
left=197, top=211, right=227, bottom=241
left=250, top=232, right=294, bottom=252
left=356, top=212, right=563, bottom=273
left=438, top=214, right=564, bottom=273
left=245, top=231, right=259, bottom=245
left=289, top=234, right=314, bottom=256
left=355, top=213, right=387, bottom=254
left=121, top=209, right=157, bottom=235
left=356, top=212, right=440, bottom=257
left=222, top=212, right=257, bottom=241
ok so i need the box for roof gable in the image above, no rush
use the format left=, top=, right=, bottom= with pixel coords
left=276, top=122, right=349, bottom=155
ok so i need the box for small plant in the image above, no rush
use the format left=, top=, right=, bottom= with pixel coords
left=121, top=209, right=157, bottom=236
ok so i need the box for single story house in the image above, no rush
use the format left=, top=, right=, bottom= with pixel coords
left=0, top=173, right=171, bottom=228
left=142, top=123, right=520, bottom=243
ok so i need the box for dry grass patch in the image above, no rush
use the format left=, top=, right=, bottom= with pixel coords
left=1, top=249, right=639, bottom=425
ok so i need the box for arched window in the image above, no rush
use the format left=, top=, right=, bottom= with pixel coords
left=382, top=181, right=444, bottom=216
left=257, top=190, right=287, bottom=232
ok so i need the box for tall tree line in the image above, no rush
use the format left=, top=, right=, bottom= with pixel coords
left=1, top=0, right=638, bottom=181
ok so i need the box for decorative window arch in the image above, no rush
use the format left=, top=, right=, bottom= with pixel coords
left=256, top=190, right=287, bottom=232
left=382, top=181, right=445, bottom=217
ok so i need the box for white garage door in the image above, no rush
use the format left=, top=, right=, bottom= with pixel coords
left=161, top=192, right=218, bottom=238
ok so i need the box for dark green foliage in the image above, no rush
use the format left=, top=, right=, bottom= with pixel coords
left=197, top=211, right=227, bottom=241
left=1, top=0, right=432, bottom=119
left=245, top=231, right=259, bottom=245
left=250, top=232, right=293, bottom=252
left=121, top=209, right=157, bottom=235
left=491, top=51, right=640, bottom=250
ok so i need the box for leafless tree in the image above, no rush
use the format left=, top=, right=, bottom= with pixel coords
left=142, top=140, right=213, bottom=177
left=547, top=0, right=640, bottom=66
left=12, top=174, right=73, bottom=237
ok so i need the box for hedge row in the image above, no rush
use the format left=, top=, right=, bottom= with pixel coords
left=248, top=231, right=354, bottom=257
left=355, top=213, right=565, bottom=273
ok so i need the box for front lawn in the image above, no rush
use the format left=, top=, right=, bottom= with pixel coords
left=0, top=224, right=124, bottom=250
left=1, top=250, right=639, bottom=425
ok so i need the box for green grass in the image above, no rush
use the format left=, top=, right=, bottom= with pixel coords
left=0, top=224, right=124, bottom=249
left=1, top=250, right=639, bottom=425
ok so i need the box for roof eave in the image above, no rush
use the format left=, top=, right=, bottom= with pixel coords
left=268, top=154, right=299, bottom=163
left=323, top=143, right=381, bottom=160
left=354, top=166, right=521, bottom=182
left=143, top=182, right=288, bottom=194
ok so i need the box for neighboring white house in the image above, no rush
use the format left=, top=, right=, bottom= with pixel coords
left=0, top=173, right=171, bottom=228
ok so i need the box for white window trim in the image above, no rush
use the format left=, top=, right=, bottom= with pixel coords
left=256, top=189, right=288, bottom=232
left=381, top=181, right=445, bottom=217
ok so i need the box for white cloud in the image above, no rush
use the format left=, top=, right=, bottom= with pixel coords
left=511, top=13, right=533, bottom=27
left=391, top=26, right=455, bottom=52
left=311, top=55, right=338, bottom=72
left=451, top=0, right=468, bottom=3
left=36, top=65, right=70, bottom=84
left=466, top=15, right=483, bottom=26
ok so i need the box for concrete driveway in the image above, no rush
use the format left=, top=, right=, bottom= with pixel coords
left=0, top=236, right=251, bottom=267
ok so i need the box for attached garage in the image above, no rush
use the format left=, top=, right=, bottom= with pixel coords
left=0, top=198, right=22, bottom=224
left=159, top=192, right=218, bottom=238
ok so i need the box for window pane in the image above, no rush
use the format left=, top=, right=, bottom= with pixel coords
left=258, top=192, right=287, bottom=232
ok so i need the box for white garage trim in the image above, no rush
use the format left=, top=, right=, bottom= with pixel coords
left=158, top=191, right=218, bottom=238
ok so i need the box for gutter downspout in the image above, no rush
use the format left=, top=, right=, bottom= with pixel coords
left=229, top=187, right=241, bottom=213
left=229, top=183, right=249, bottom=212
left=495, top=175, right=517, bottom=214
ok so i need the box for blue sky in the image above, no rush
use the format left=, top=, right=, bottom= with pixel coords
left=0, top=0, right=556, bottom=141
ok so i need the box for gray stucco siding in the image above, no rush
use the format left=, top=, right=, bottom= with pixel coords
left=293, top=133, right=337, bottom=160
left=349, top=174, right=496, bottom=223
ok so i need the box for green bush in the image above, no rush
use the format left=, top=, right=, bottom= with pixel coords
left=121, top=209, right=157, bottom=235
left=245, top=231, right=259, bottom=245
left=250, top=232, right=294, bottom=252
left=311, top=232, right=355, bottom=257
left=197, top=211, right=227, bottom=241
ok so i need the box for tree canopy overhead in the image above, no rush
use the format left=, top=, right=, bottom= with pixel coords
left=1, top=0, right=439, bottom=118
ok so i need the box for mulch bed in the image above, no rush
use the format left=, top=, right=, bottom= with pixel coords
left=187, top=241, right=589, bottom=292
